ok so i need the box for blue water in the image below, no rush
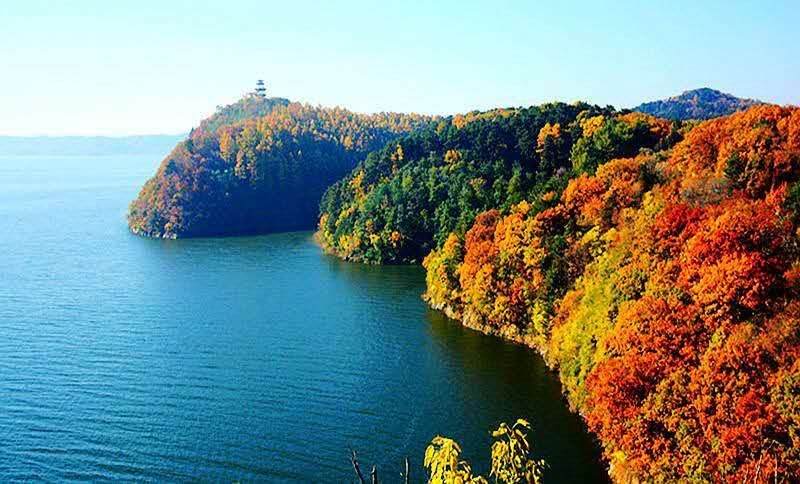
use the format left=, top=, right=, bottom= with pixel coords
left=0, top=155, right=607, bottom=482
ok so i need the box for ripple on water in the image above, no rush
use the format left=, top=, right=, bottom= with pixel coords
left=0, top=155, right=608, bottom=483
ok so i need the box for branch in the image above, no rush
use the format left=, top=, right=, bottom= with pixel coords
left=351, top=450, right=366, bottom=484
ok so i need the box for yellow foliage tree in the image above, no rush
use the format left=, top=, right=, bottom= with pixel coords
left=424, top=437, right=487, bottom=484
left=490, top=419, right=546, bottom=484
left=423, top=419, right=547, bottom=484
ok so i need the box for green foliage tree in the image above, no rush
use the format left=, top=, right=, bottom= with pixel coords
left=319, top=104, right=677, bottom=264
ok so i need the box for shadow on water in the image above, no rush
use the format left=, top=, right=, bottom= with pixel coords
left=319, top=252, right=608, bottom=483
left=423, top=310, right=609, bottom=482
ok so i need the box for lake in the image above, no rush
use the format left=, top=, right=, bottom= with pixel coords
left=0, top=155, right=607, bottom=482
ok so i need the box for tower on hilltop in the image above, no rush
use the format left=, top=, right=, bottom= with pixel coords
left=255, top=80, right=267, bottom=98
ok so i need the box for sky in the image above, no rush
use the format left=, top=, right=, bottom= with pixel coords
left=2, top=0, right=798, bottom=136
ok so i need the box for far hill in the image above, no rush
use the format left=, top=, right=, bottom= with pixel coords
left=0, top=96, right=290, bottom=157
left=633, top=87, right=763, bottom=120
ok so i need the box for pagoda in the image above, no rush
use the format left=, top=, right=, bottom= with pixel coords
left=255, top=80, right=267, bottom=98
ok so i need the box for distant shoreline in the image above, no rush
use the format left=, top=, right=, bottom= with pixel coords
left=0, top=134, right=186, bottom=156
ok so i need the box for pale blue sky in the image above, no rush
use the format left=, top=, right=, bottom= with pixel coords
left=2, top=0, right=798, bottom=135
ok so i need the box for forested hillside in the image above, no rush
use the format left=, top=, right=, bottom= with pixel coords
left=422, top=105, right=800, bottom=481
left=130, top=93, right=800, bottom=480
left=318, top=104, right=681, bottom=263
left=634, top=87, right=763, bottom=120
left=195, top=95, right=290, bottom=134
left=127, top=97, right=432, bottom=238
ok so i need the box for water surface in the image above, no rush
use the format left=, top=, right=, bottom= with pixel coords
left=0, top=155, right=607, bottom=482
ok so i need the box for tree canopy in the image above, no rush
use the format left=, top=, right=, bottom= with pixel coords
left=128, top=98, right=433, bottom=238
left=317, top=104, right=679, bottom=263
left=421, top=105, right=800, bottom=481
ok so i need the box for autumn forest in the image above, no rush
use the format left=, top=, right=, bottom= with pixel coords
left=129, top=89, right=800, bottom=482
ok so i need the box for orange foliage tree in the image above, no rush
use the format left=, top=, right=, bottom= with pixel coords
left=423, top=105, right=800, bottom=481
